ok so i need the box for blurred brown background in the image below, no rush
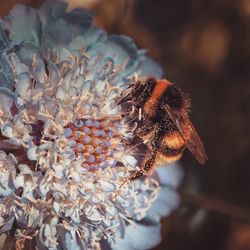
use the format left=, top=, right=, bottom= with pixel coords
left=1, top=0, right=250, bottom=249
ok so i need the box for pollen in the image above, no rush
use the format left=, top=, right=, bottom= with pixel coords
left=64, top=119, right=116, bottom=172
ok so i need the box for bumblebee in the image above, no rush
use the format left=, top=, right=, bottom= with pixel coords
left=118, top=76, right=208, bottom=180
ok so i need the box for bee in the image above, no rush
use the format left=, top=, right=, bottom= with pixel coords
left=118, top=76, right=208, bottom=180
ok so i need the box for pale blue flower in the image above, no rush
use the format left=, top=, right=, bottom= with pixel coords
left=0, top=1, right=182, bottom=249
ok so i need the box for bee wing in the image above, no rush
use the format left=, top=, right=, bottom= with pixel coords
left=165, top=105, right=208, bottom=164
left=185, top=120, right=208, bottom=164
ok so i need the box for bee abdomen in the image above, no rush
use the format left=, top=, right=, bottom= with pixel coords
left=162, top=131, right=186, bottom=150
left=159, top=144, right=185, bottom=156
left=155, top=149, right=184, bottom=166
left=155, top=132, right=186, bottom=166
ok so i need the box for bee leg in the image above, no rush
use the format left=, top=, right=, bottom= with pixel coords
left=149, top=127, right=161, bottom=149
left=129, top=169, right=144, bottom=181
left=143, top=148, right=158, bottom=171
left=135, top=122, right=155, bottom=137
left=129, top=150, right=157, bottom=181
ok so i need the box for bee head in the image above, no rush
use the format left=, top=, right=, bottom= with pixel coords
left=117, top=77, right=156, bottom=106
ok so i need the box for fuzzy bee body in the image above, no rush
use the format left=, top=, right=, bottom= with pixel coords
left=118, top=76, right=207, bottom=180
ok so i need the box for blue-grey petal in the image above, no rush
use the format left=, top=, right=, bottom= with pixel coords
left=3, top=4, right=42, bottom=45
left=42, top=18, right=72, bottom=51
left=107, top=35, right=138, bottom=63
left=13, top=41, right=41, bottom=66
left=148, top=186, right=181, bottom=219
left=8, top=53, right=30, bottom=75
left=0, top=23, right=10, bottom=50
left=111, top=221, right=161, bottom=250
left=0, top=53, right=14, bottom=82
left=139, top=55, right=164, bottom=78
left=68, top=28, right=107, bottom=53
left=57, top=226, right=88, bottom=250
left=0, top=217, right=14, bottom=234
left=0, top=87, right=17, bottom=100
left=0, top=69, right=11, bottom=88
left=62, top=8, right=92, bottom=35
left=38, top=1, right=68, bottom=27
left=155, top=162, right=184, bottom=188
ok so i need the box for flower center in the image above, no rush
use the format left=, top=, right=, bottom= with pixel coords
left=64, top=118, right=117, bottom=172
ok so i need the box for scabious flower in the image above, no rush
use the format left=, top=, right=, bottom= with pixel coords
left=0, top=1, right=183, bottom=249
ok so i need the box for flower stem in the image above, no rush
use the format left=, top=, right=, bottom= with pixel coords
left=181, top=191, right=250, bottom=222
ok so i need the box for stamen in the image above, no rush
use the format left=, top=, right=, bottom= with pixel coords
left=139, top=108, right=142, bottom=121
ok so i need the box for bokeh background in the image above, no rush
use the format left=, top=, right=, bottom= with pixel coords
left=1, top=0, right=250, bottom=249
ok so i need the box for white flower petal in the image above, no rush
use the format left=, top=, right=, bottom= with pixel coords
left=14, top=175, right=24, bottom=189
left=15, top=73, right=31, bottom=98
left=27, top=145, right=38, bottom=161
left=1, top=124, right=14, bottom=138
left=56, top=86, right=66, bottom=101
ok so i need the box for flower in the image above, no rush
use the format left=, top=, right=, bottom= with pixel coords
left=0, top=1, right=182, bottom=249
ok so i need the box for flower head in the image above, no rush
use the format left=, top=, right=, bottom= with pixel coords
left=0, top=2, right=182, bottom=249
